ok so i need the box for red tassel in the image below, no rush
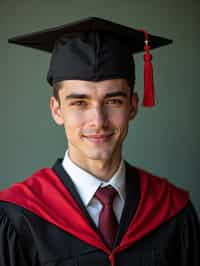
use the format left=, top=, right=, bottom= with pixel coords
left=141, top=31, right=155, bottom=107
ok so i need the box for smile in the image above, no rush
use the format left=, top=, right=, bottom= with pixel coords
left=82, top=133, right=113, bottom=143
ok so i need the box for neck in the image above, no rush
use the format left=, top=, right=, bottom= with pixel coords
left=68, top=151, right=122, bottom=181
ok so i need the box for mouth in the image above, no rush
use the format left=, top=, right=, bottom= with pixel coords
left=82, top=133, right=114, bottom=143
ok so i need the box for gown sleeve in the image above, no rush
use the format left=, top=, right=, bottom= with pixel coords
left=179, top=201, right=200, bottom=266
left=0, top=209, right=30, bottom=266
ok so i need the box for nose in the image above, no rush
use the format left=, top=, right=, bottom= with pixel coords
left=89, top=105, right=108, bottom=129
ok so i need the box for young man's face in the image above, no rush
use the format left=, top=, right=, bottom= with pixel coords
left=50, top=78, right=138, bottom=167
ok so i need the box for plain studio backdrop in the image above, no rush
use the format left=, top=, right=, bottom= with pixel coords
left=0, top=0, right=199, bottom=215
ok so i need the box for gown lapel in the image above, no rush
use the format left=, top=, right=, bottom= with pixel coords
left=114, top=161, right=140, bottom=247
left=52, top=159, right=101, bottom=235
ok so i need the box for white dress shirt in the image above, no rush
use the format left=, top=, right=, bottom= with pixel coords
left=62, top=151, right=126, bottom=226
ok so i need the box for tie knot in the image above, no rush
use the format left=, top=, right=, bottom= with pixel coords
left=95, top=185, right=117, bottom=206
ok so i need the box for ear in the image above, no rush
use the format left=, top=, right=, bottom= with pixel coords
left=50, top=96, right=64, bottom=125
left=129, top=92, right=138, bottom=120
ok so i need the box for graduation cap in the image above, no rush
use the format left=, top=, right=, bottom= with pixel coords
left=8, top=17, right=172, bottom=107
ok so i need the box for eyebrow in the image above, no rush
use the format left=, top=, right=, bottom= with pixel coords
left=105, top=91, right=128, bottom=98
left=65, top=90, right=128, bottom=100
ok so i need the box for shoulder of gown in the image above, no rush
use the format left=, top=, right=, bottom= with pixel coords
left=0, top=202, right=39, bottom=266
left=176, top=200, right=200, bottom=266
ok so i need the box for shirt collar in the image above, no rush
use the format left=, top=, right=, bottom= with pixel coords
left=62, top=150, right=126, bottom=206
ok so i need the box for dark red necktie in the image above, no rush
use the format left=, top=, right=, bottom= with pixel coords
left=95, top=185, right=118, bottom=248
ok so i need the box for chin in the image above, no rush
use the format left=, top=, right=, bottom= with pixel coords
left=85, top=150, right=113, bottom=161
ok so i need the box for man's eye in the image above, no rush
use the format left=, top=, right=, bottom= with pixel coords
left=71, top=100, right=87, bottom=106
left=106, top=99, right=123, bottom=105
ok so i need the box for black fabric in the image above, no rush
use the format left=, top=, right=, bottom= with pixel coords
left=0, top=159, right=199, bottom=266
left=114, top=161, right=140, bottom=247
left=8, top=17, right=172, bottom=53
left=47, top=31, right=135, bottom=86
left=8, top=17, right=172, bottom=86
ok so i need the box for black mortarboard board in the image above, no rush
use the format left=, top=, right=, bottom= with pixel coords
left=8, top=17, right=172, bottom=107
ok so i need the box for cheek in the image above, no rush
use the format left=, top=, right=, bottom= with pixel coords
left=63, top=111, right=84, bottom=127
left=62, top=110, right=88, bottom=139
left=110, top=111, right=130, bottom=139
left=109, top=109, right=130, bottom=126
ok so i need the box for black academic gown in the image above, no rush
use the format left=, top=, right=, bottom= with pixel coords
left=0, top=160, right=199, bottom=266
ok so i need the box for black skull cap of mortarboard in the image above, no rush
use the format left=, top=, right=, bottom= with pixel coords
left=8, top=17, right=173, bottom=106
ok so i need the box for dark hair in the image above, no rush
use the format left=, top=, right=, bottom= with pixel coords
left=53, top=81, right=63, bottom=104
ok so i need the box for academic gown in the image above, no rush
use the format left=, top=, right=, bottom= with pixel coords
left=0, top=159, right=199, bottom=266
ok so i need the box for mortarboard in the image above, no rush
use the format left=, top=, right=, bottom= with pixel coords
left=8, top=17, right=172, bottom=107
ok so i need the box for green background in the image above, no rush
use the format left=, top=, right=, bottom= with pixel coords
left=0, top=0, right=199, bottom=214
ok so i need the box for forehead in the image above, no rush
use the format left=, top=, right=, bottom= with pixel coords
left=59, top=78, right=130, bottom=97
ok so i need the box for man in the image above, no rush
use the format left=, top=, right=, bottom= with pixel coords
left=0, top=17, right=199, bottom=265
